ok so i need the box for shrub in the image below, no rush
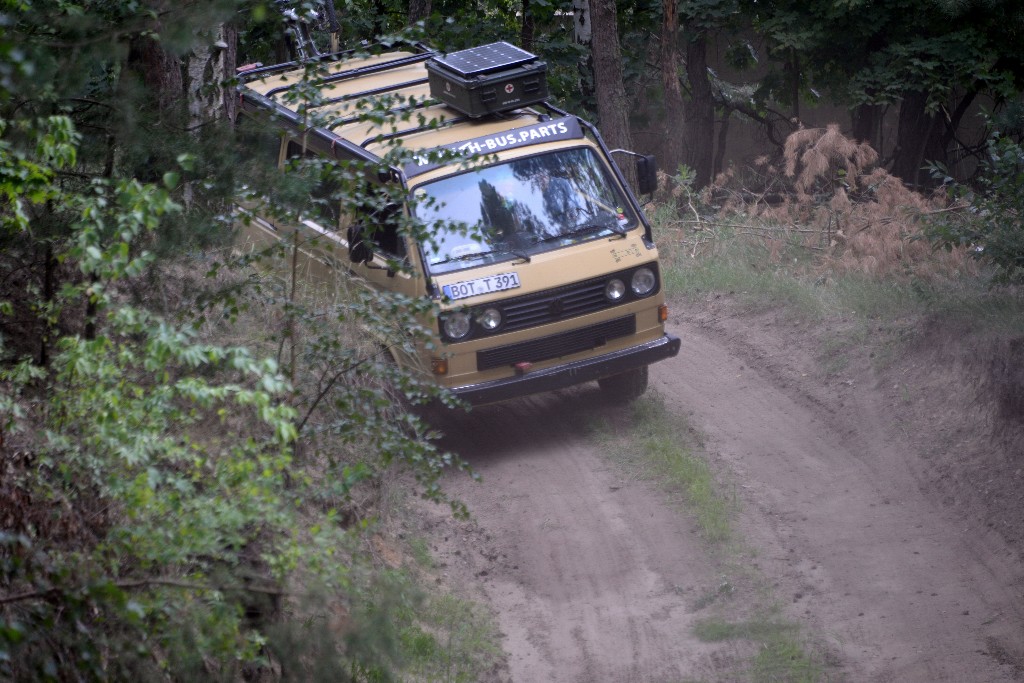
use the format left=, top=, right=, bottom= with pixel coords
left=672, top=124, right=975, bottom=282
left=928, top=134, right=1024, bottom=284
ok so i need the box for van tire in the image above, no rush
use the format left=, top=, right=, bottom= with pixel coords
left=598, top=365, right=648, bottom=401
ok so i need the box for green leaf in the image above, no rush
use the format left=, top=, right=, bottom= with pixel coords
left=176, top=153, right=196, bottom=172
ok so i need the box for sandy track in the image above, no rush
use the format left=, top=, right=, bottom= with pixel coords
left=432, top=392, right=723, bottom=682
left=425, top=309, right=1024, bottom=682
left=658, top=313, right=1024, bottom=682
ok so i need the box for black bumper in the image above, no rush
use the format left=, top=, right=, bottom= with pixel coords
left=451, top=333, right=681, bottom=405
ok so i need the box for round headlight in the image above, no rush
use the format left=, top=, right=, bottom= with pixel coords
left=442, top=311, right=471, bottom=339
left=631, top=267, right=656, bottom=296
left=605, top=278, right=626, bottom=301
left=478, top=307, right=502, bottom=331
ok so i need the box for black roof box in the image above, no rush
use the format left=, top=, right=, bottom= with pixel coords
left=426, top=42, right=548, bottom=118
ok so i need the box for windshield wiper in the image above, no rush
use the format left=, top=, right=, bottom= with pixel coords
left=537, top=219, right=628, bottom=244
left=432, top=244, right=530, bottom=266
left=432, top=249, right=497, bottom=265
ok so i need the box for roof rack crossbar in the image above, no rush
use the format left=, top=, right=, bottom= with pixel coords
left=264, top=52, right=435, bottom=99
left=239, top=41, right=433, bottom=82
left=327, top=98, right=440, bottom=131
left=360, top=115, right=472, bottom=149
left=311, top=77, right=429, bottom=110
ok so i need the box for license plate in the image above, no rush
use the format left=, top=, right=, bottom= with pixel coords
left=442, top=272, right=521, bottom=300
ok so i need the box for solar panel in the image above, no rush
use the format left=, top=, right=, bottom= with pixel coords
left=432, top=42, right=537, bottom=78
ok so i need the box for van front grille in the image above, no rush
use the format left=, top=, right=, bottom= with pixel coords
left=476, top=315, right=636, bottom=371
left=500, top=277, right=609, bottom=332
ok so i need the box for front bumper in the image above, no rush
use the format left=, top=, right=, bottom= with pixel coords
left=450, top=333, right=681, bottom=405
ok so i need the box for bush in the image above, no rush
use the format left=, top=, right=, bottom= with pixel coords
left=928, top=134, right=1024, bottom=284
left=667, top=124, right=974, bottom=282
left=0, top=31, right=475, bottom=680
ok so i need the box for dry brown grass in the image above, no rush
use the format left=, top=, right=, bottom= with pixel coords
left=673, top=124, right=978, bottom=281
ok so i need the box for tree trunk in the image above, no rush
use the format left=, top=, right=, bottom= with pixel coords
left=408, top=0, right=431, bottom=24
left=940, top=90, right=978, bottom=176
left=785, top=47, right=799, bottom=120
left=127, top=32, right=183, bottom=118
left=573, top=0, right=595, bottom=106
left=521, top=0, right=535, bottom=52
left=185, top=24, right=237, bottom=128
left=851, top=102, right=882, bottom=148
left=891, top=90, right=945, bottom=187
left=683, top=31, right=714, bottom=188
left=182, top=24, right=237, bottom=208
left=714, top=112, right=730, bottom=180
left=590, top=0, right=635, bottom=186
left=659, top=0, right=686, bottom=177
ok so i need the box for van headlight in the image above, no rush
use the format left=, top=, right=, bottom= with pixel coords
left=631, top=267, right=656, bottom=296
left=442, top=311, right=471, bottom=339
left=605, top=278, right=626, bottom=301
left=478, top=307, right=502, bottom=331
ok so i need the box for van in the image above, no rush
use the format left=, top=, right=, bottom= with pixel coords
left=235, top=41, right=680, bottom=406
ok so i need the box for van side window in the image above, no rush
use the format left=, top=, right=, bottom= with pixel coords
left=285, top=141, right=341, bottom=229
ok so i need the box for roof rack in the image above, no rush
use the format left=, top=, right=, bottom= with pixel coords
left=235, top=42, right=647, bottom=225
left=312, top=77, right=429, bottom=110
left=327, top=97, right=438, bottom=131
left=359, top=114, right=473, bottom=149
left=238, top=88, right=385, bottom=169
left=264, top=51, right=435, bottom=99
left=238, top=40, right=433, bottom=83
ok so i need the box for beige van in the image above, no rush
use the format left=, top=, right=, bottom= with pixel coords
left=236, top=41, right=680, bottom=405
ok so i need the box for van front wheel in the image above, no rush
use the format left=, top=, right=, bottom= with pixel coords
left=598, top=365, right=649, bottom=401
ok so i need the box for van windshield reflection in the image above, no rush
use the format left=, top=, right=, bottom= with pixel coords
left=415, top=147, right=637, bottom=275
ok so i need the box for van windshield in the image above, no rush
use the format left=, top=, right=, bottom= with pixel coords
left=415, top=147, right=638, bottom=275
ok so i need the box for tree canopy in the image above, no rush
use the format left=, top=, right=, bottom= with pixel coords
left=749, top=0, right=1024, bottom=184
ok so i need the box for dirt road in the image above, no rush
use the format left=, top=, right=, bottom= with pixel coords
left=424, top=305, right=1024, bottom=682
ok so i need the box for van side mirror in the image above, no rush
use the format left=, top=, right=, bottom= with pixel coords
left=636, top=155, right=657, bottom=195
left=347, top=223, right=374, bottom=264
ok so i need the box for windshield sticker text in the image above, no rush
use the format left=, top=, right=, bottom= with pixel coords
left=403, top=117, right=584, bottom=178
left=456, top=120, right=570, bottom=156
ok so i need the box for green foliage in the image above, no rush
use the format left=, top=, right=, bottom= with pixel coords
left=0, top=138, right=307, bottom=678
left=749, top=0, right=1024, bottom=169
left=928, top=133, right=1024, bottom=284
left=1, top=4, right=481, bottom=681
left=0, top=116, right=76, bottom=233
left=850, top=29, right=1018, bottom=110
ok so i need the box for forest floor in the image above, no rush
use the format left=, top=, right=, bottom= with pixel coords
left=410, top=292, right=1024, bottom=682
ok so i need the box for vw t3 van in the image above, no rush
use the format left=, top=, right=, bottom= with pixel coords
left=236, top=41, right=680, bottom=405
